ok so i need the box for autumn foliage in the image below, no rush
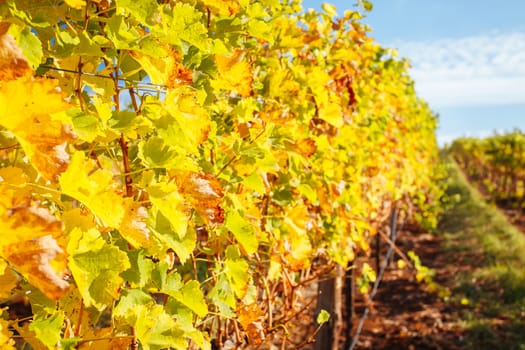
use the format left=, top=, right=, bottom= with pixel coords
left=450, top=131, right=525, bottom=202
left=0, top=0, right=442, bottom=348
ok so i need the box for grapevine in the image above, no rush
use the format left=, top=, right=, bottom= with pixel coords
left=450, top=130, right=525, bottom=203
left=0, top=0, right=442, bottom=348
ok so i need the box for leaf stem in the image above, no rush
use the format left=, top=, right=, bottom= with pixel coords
left=74, top=302, right=84, bottom=337
left=119, top=135, right=133, bottom=197
left=128, top=87, right=140, bottom=113
left=130, top=326, right=138, bottom=350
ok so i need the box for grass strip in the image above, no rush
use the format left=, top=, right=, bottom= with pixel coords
left=440, top=154, right=525, bottom=349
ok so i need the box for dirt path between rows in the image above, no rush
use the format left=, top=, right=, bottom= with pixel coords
left=351, top=229, right=467, bottom=350
left=349, top=162, right=525, bottom=350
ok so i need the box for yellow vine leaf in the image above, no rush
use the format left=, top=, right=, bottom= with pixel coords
left=0, top=30, right=74, bottom=180
left=0, top=167, right=29, bottom=188
left=0, top=267, right=18, bottom=300
left=0, top=259, right=6, bottom=276
left=361, top=262, right=376, bottom=282
left=321, top=2, right=337, bottom=16
left=67, top=228, right=130, bottom=309
left=61, top=208, right=96, bottom=233
left=0, top=318, right=15, bottom=349
left=65, top=0, right=85, bottom=9
left=148, top=182, right=189, bottom=239
left=119, top=199, right=150, bottom=248
left=318, top=100, right=343, bottom=128
left=238, top=303, right=263, bottom=330
left=213, top=50, right=252, bottom=97
left=164, top=88, right=211, bottom=154
left=60, top=152, right=125, bottom=228
left=282, top=203, right=313, bottom=270
left=10, top=323, right=46, bottom=349
left=199, top=0, right=241, bottom=16
left=130, top=47, right=193, bottom=88
left=0, top=77, right=75, bottom=181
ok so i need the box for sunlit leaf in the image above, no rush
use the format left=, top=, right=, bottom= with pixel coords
left=225, top=210, right=258, bottom=255
left=0, top=77, right=75, bottom=180
left=67, top=228, right=130, bottom=309
left=321, top=3, right=337, bottom=16
left=138, top=136, right=179, bottom=168
left=0, top=198, right=69, bottom=299
left=199, top=0, right=241, bottom=16
left=225, top=245, right=249, bottom=299
left=160, top=3, right=209, bottom=50
left=117, top=0, right=159, bottom=25
left=60, top=152, right=125, bottom=228
left=119, top=199, right=150, bottom=248
left=151, top=212, right=196, bottom=264
left=238, top=303, right=263, bottom=330
left=29, top=311, right=65, bottom=348
left=115, top=289, right=197, bottom=350
left=148, top=182, right=189, bottom=238
left=316, top=309, right=330, bottom=324
left=213, top=50, right=252, bottom=97
left=0, top=202, right=62, bottom=244
left=161, top=88, right=210, bottom=155
left=15, top=26, right=43, bottom=69
left=65, top=0, right=85, bottom=9
left=174, top=280, right=208, bottom=318
left=121, top=249, right=155, bottom=288
left=282, top=204, right=313, bottom=270
left=130, top=46, right=192, bottom=88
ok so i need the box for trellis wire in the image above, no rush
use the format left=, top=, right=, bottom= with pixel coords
left=38, top=65, right=170, bottom=92
left=348, top=208, right=400, bottom=350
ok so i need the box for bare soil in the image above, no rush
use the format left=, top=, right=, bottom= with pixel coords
left=346, top=172, right=525, bottom=350
left=349, top=229, right=467, bottom=350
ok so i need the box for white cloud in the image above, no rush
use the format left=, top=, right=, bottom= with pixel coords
left=391, top=31, right=525, bottom=107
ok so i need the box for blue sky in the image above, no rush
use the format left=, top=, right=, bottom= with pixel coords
left=301, top=0, right=525, bottom=145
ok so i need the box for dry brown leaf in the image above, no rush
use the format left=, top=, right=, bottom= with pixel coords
left=1, top=205, right=63, bottom=244
left=173, top=171, right=225, bottom=225
left=246, top=322, right=265, bottom=346
left=238, top=303, right=263, bottom=329
left=0, top=202, right=68, bottom=300
left=5, top=235, right=68, bottom=300
left=238, top=303, right=265, bottom=346
left=285, top=138, right=317, bottom=158
left=0, top=23, right=31, bottom=81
